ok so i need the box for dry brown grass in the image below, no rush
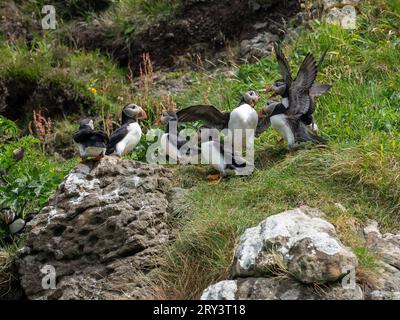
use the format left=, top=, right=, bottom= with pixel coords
left=0, top=249, right=12, bottom=296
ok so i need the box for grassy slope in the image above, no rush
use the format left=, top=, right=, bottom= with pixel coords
left=151, top=0, right=400, bottom=299
left=1, top=0, right=400, bottom=300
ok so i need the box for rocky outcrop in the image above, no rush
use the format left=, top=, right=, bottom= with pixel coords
left=363, top=220, right=400, bottom=300
left=15, top=157, right=183, bottom=300
left=201, top=277, right=363, bottom=300
left=202, top=207, right=400, bottom=300
left=231, top=207, right=358, bottom=284
left=322, top=0, right=359, bottom=30
left=202, top=207, right=362, bottom=300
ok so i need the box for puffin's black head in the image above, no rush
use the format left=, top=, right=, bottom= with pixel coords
left=79, top=119, right=94, bottom=130
left=265, top=80, right=287, bottom=98
left=122, top=104, right=147, bottom=124
left=241, top=90, right=260, bottom=107
left=160, top=111, right=178, bottom=125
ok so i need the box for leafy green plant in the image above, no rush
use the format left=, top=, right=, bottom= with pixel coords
left=0, top=119, right=74, bottom=243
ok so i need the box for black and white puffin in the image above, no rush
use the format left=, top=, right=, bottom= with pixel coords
left=106, top=103, right=147, bottom=157
left=0, top=208, right=33, bottom=244
left=155, top=110, right=200, bottom=164
left=73, top=119, right=109, bottom=161
left=200, top=134, right=254, bottom=183
left=265, top=43, right=331, bottom=132
left=176, top=91, right=260, bottom=153
left=258, top=99, right=326, bottom=149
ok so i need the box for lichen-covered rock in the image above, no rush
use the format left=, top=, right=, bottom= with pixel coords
left=321, top=0, right=359, bottom=30
left=363, top=220, right=400, bottom=299
left=201, top=277, right=363, bottom=300
left=16, top=157, right=177, bottom=300
left=364, top=220, right=400, bottom=270
left=322, top=0, right=360, bottom=8
left=231, top=207, right=358, bottom=284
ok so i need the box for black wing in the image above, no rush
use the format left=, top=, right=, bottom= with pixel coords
left=106, top=126, right=128, bottom=155
left=73, top=128, right=94, bottom=143
left=255, top=117, right=271, bottom=137
left=93, top=130, right=109, bottom=143
left=310, top=84, right=331, bottom=97
left=176, top=105, right=230, bottom=130
left=287, top=53, right=318, bottom=117
left=274, top=43, right=293, bottom=86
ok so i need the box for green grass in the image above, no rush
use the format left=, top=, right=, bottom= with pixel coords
left=149, top=0, right=400, bottom=299
left=2, top=0, right=400, bottom=300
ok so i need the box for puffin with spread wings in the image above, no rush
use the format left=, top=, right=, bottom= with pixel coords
left=257, top=44, right=329, bottom=148
left=264, top=44, right=331, bottom=132
left=176, top=91, right=260, bottom=154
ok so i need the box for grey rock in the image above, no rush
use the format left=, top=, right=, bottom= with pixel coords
left=9, top=218, right=25, bottom=234
left=231, top=207, right=358, bottom=284
left=362, top=221, right=400, bottom=299
left=239, top=32, right=279, bottom=60
left=16, top=157, right=175, bottom=300
left=202, top=277, right=364, bottom=300
left=364, top=220, right=400, bottom=270
left=200, top=280, right=237, bottom=300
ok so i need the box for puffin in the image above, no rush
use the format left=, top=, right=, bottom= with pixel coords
left=176, top=91, right=260, bottom=154
left=106, top=103, right=147, bottom=157
left=155, top=110, right=200, bottom=164
left=73, top=119, right=109, bottom=161
left=264, top=43, right=331, bottom=132
left=258, top=99, right=326, bottom=149
left=200, top=133, right=254, bottom=183
left=0, top=208, right=33, bottom=244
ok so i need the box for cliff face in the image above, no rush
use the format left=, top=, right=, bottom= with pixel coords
left=15, top=157, right=184, bottom=299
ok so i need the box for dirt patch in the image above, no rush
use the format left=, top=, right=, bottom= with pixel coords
left=0, top=77, right=92, bottom=125
left=63, top=0, right=300, bottom=74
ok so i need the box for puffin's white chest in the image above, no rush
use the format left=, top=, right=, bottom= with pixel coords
left=116, top=122, right=142, bottom=156
left=271, top=114, right=294, bottom=146
left=282, top=97, right=289, bottom=108
left=228, top=104, right=258, bottom=131
left=227, top=104, right=257, bottom=151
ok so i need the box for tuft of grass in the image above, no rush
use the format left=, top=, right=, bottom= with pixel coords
left=148, top=0, right=400, bottom=298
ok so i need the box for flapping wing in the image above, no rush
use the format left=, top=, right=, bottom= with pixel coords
left=287, top=53, right=318, bottom=117
left=176, top=105, right=230, bottom=130
left=310, top=84, right=331, bottom=97
left=106, top=127, right=128, bottom=155
left=274, top=43, right=293, bottom=86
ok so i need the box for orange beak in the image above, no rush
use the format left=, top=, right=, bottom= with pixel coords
left=154, top=118, right=161, bottom=126
left=265, top=85, right=277, bottom=97
left=258, top=109, right=266, bottom=118
left=139, top=109, right=147, bottom=119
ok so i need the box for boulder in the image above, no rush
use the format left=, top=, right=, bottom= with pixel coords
left=202, top=207, right=365, bottom=300
left=16, top=157, right=179, bottom=300
left=231, top=207, right=358, bottom=284
left=201, top=277, right=363, bottom=300
left=363, top=220, right=400, bottom=299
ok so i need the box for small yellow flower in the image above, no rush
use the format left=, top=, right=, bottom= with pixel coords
left=89, top=87, right=97, bottom=94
